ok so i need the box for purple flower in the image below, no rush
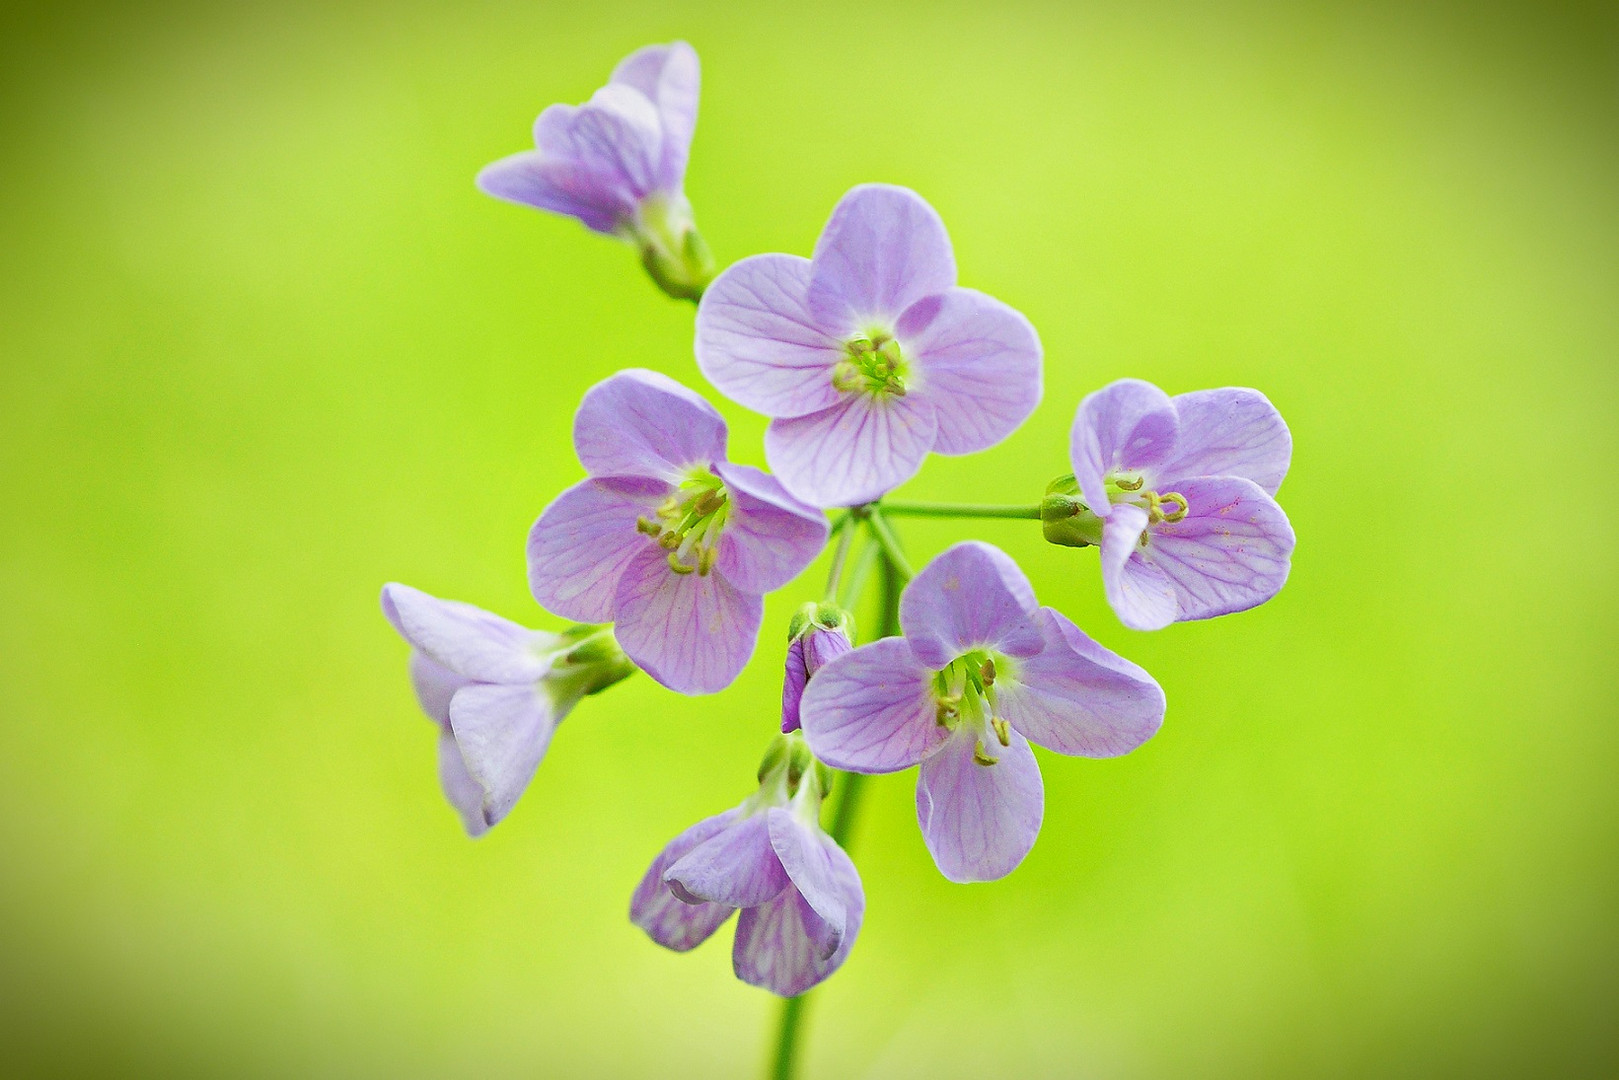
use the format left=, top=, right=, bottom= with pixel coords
left=694, top=184, right=1043, bottom=507
left=1051, top=378, right=1295, bottom=631
left=800, top=542, right=1164, bottom=882
left=381, top=583, right=634, bottom=835
left=527, top=369, right=828, bottom=695
left=780, top=602, right=854, bottom=733
left=477, top=42, right=712, bottom=298
left=630, top=735, right=864, bottom=997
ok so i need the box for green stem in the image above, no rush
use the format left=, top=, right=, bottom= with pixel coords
left=865, top=507, right=914, bottom=582
left=823, top=517, right=857, bottom=601
left=878, top=500, right=1042, bottom=520
left=769, top=996, right=808, bottom=1080
left=837, top=538, right=880, bottom=611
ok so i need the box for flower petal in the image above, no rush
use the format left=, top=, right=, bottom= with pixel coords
left=996, top=608, right=1165, bottom=757
left=899, top=287, right=1042, bottom=455
left=1141, top=476, right=1295, bottom=622
left=766, top=809, right=849, bottom=942
left=630, top=808, right=739, bottom=952
left=1157, top=388, right=1291, bottom=496
left=800, top=638, right=947, bottom=773
left=574, top=369, right=728, bottom=483
left=609, top=41, right=699, bottom=189
left=664, top=812, right=789, bottom=908
left=1100, top=506, right=1179, bottom=631
left=475, top=151, right=627, bottom=234
left=916, top=724, right=1044, bottom=883
left=1069, top=379, right=1180, bottom=515
left=780, top=636, right=808, bottom=733
left=711, top=462, right=828, bottom=594
left=527, top=476, right=665, bottom=623
left=382, top=583, right=553, bottom=684
left=807, top=184, right=957, bottom=328
left=733, top=891, right=837, bottom=998
left=899, top=541, right=1044, bottom=668
left=408, top=651, right=471, bottom=727
left=612, top=543, right=763, bottom=694
left=447, top=681, right=561, bottom=829
left=695, top=254, right=844, bottom=419
left=436, top=727, right=490, bottom=838
left=533, top=84, right=663, bottom=200
left=764, top=393, right=937, bottom=508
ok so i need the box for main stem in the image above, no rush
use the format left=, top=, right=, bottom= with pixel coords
left=766, top=531, right=905, bottom=1080
left=879, top=499, right=1042, bottom=520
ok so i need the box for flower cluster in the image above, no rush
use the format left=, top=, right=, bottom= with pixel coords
left=383, top=41, right=1296, bottom=1006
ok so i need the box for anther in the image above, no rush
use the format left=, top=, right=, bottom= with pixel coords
left=658, top=532, right=680, bottom=550
left=935, top=697, right=960, bottom=726
left=972, top=740, right=998, bottom=767
left=979, top=658, right=996, bottom=686
left=1160, top=492, right=1189, bottom=523
left=991, top=717, right=1011, bottom=747
left=1115, top=475, right=1144, bottom=491
left=697, top=546, right=717, bottom=576
left=635, top=516, right=660, bottom=535
left=666, top=551, right=695, bottom=575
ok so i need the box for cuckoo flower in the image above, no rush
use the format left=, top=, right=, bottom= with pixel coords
left=528, top=370, right=827, bottom=695
left=380, top=583, right=634, bottom=835
left=780, top=602, right=854, bottom=733
left=630, top=733, right=864, bottom=997
left=1044, top=378, right=1295, bottom=631
left=477, top=42, right=712, bottom=298
left=801, top=542, right=1164, bottom=882
left=695, top=184, right=1043, bottom=507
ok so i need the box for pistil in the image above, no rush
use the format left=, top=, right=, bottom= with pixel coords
left=635, top=470, right=730, bottom=576
left=832, top=333, right=908, bottom=397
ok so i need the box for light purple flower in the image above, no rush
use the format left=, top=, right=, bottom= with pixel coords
left=381, top=583, right=634, bottom=835
left=800, top=542, right=1164, bottom=882
left=695, top=184, right=1043, bottom=507
left=527, top=369, right=828, bottom=695
left=1057, top=378, right=1295, bottom=631
left=630, top=735, right=864, bottom=997
left=780, top=602, right=854, bottom=733
left=477, top=42, right=711, bottom=298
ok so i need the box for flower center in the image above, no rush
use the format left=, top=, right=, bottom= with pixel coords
left=931, top=649, right=1012, bottom=768
left=635, top=469, right=729, bottom=576
left=1106, top=473, right=1188, bottom=544
left=831, top=332, right=908, bottom=397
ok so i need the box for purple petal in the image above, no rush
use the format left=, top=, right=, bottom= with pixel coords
left=807, top=184, right=957, bottom=328
left=612, top=544, right=764, bottom=694
left=695, top=254, right=844, bottom=419
left=408, top=651, right=471, bottom=727
left=664, top=813, right=789, bottom=908
left=436, top=728, right=490, bottom=838
left=781, top=637, right=808, bottom=733
left=766, top=809, right=848, bottom=941
left=1069, top=379, right=1180, bottom=515
left=527, top=476, right=665, bottom=623
left=382, top=583, right=553, bottom=684
left=916, top=725, right=1044, bottom=883
left=800, top=638, right=947, bottom=773
left=733, top=835, right=862, bottom=1000
left=533, top=84, right=662, bottom=199
left=447, top=682, right=560, bottom=828
left=711, top=462, right=828, bottom=594
left=475, top=151, right=627, bottom=234
left=1158, top=388, right=1292, bottom=496
left=899, top=287, right=1042, bottom=455
left=764, top=393, right=937, bottom=508
left=1141, top=476, right=1295, bottom=622
left=996, top=608, right=1165, bottom=757
left=609, top=41, right=699, bottom=189
left=805, top=625, right=853, bottom=674
left=1100, top=506, right=1179, bottom=631
left=899, top=542, right=1045, bottom=669
left=573, top=369, right=728, bottom=483
left=630, top=808, right=739, bottom=952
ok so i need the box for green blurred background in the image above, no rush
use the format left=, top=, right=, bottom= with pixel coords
left=2, top=0, right=1615, bottom=1075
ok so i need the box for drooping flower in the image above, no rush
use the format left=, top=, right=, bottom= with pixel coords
left=527, top=369, right=828, bottom=695
left=380, top=583, right=634, bottom=835
left=630, top=733, right=864, bottom=997
left=779, top=601, right=854, bottom=733
left=800, top=542, right=1164, bottom=882
left=477, top=42, right=712, bottom=299
left=1043, top=379, right=1295, bottom=631
left=694, top=184, right=1043, bottom=507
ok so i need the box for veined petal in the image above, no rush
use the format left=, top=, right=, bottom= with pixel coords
left=609, top=41, right=699, bottom=189
left=800, top=638, right=947, bottom=773
left=447, top=681, right=560, bottom=829
left=899, top=541, right=1044, bottom=668
left=780, top=637, right=808, bottom=733
left=733, top=891, right=835, bottom=997
left=767, top=809, right=849, bottom=941
left=996, top=608, right=1165, bottom=757
left=711, top=462, right=828, bottom=594
left=475, top=151, right=628, bottom=234
left=665, top=812, right=789, bottom=908
left=527, top=476, right=665, bottom=624
left=1158, top=388, right=1292, bottom=496
left=695, top=254, right=844, bottom=418
left=631, top=809, right=740, bottom=952
left=808, top=184, right=957, bottom=328
left=764, top=394, right=937, bottom=509
left=574, top=369, right=728, bottom=482
left=408, top=651, right=471, bottom=728
left=436, top=728, right=490, bottom=838
left=1100, top=506, right=1178, bottom=631
left=917, top=724, right=1044, bottom=883
left=1070, top=379, right=1180, bottom=515
left=612, top=544, right=763, bottom=694
left=899, top=287, right=1042, bottom=455
left=1141, top=476, right=1295, bottom=622
left=534, top=85, right=663, bottom=200
left=382, top=583, right=554, bottom=684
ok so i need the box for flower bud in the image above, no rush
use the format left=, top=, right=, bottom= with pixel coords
left=1041, top=474, right=1104, bottom=548
left=780, top=604, right=855, bottom=732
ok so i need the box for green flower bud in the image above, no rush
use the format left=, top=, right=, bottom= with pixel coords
left=1041, top=474, right=1104, bottom=548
